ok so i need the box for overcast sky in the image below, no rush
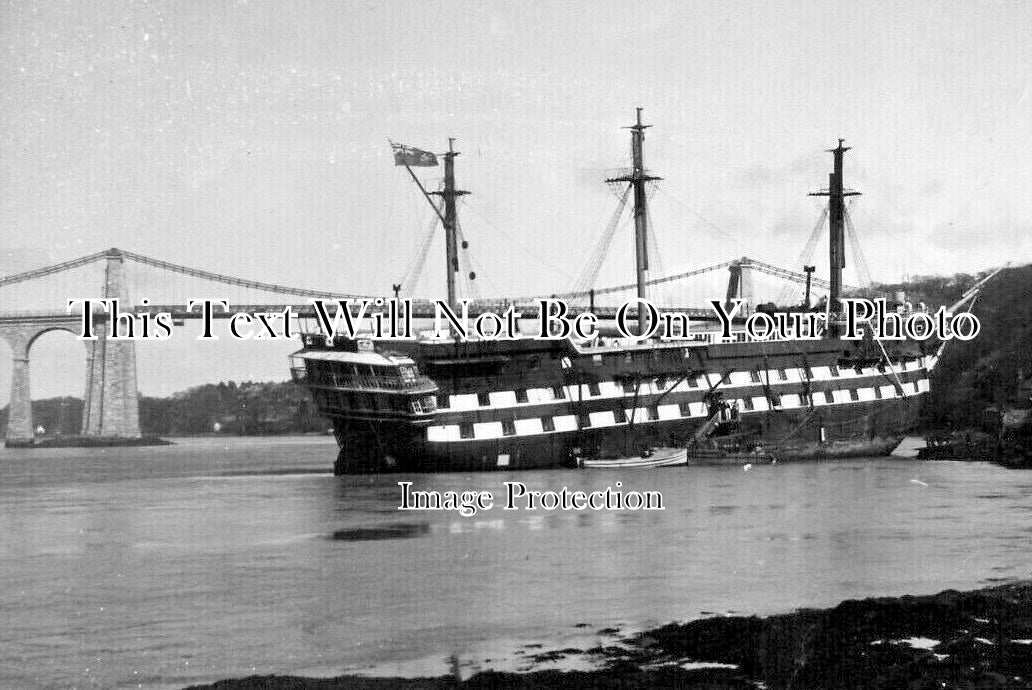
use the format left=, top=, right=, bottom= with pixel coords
left=1, top=1, right=1030, bottom=400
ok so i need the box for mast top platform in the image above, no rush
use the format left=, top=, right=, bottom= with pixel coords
left=808, top=138, right=861, bottom=198
left=429, top=137, right=469, bottom=198
left=607, top=107, right=662, bottom=183
left=827, top=138, right=850, bottom=154
left=623, top=106, right=652, bottom=132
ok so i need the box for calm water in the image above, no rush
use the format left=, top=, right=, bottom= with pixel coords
left=1, top=436, right=1030, bottom=689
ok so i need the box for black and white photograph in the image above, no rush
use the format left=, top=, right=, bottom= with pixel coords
left=1, top=2, right=1031, bottom=688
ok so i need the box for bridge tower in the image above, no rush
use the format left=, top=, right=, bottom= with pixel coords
left=81, top=249, right=141, bottom=438
left=724, top=257, right=755, bottom=312
left=4, top=329, right=35, bottom=444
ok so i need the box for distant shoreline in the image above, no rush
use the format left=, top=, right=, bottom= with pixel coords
left=183, top=580, right=1032, bottom=689
left=7, top=434, right=171, bottom=448
left=3, top=431, right=335, bottom=448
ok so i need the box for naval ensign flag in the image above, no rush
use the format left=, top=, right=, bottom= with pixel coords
left=391, top=142, right=438, bottom=167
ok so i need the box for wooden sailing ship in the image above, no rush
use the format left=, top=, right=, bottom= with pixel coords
left=289, top=110, right=983, bottom=474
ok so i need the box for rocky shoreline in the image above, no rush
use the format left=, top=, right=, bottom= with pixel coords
left=186, top=581, right=1032, bottom=689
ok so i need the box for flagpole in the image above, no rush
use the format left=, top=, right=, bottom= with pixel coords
left=403, top=164, right=446, bottom=226
left=389, top=139, right=447, bottom=226
left=390, top=139, right=467, bottom=311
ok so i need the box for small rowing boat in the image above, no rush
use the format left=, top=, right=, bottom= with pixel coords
left=579, top=448, right=687, bottom=469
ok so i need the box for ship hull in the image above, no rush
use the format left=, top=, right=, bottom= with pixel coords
left=294, top=330, right=935, bottom=474
left=329, top=396, right=919, bottom=474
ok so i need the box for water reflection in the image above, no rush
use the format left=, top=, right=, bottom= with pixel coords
left=330, top=523, right=430, bottom=541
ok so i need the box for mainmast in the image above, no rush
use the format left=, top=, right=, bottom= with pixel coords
left=607, top=108, right=661, bottom=335
left=809, top=139, right=860, bottom=323
left=429, top=138, right=468, bottom=312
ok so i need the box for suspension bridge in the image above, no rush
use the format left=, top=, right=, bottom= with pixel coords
left=0, top=247, right=844, bottom=446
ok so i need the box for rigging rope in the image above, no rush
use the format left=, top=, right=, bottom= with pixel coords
left=652, top=185, right=781, bottom=267
left=844, top=205, right=874, bottom=294
left=398, top=200, right=443, bottom=296
left=775, top=207, right=828, bottom=306
left=570, top=185, right=632, bottom=297
left=459, top=200, right=575, bottom=283
left=455, top=216, right=482, bottom=301
left=644, top=193, right=664, bottom=301
left=876, top=337, right=908, bottom=400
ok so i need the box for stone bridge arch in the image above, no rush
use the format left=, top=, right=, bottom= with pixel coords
left=1, top=318, right=140, bottom=445
left=1, top=321, right=86, bottom=444
left=1, top=248, right=141, bottom=445
left=26, top=324, right=87, bottom=352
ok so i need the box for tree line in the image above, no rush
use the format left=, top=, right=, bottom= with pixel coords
left=0, top=381, right=329, bottom=437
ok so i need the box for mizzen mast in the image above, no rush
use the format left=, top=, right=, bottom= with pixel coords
left=391, top=138, right=469, bottom=309
left=429, top=138, right=469, bottom=312
left=809, top=139, right=861, bottom=319
left=607, top=108, right=661, bottom=334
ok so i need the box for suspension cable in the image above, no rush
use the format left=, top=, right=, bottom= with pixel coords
left=0, top=250, right=109, bottom=288
left=514, top=258, right=738, bottom=302
left=117, top=249, right=370, bottom=299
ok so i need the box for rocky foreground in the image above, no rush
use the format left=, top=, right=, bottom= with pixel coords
left=187, top=581, right=1032, bottom=690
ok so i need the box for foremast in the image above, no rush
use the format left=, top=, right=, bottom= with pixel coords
left=607, top=108, right=661, bottom=335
